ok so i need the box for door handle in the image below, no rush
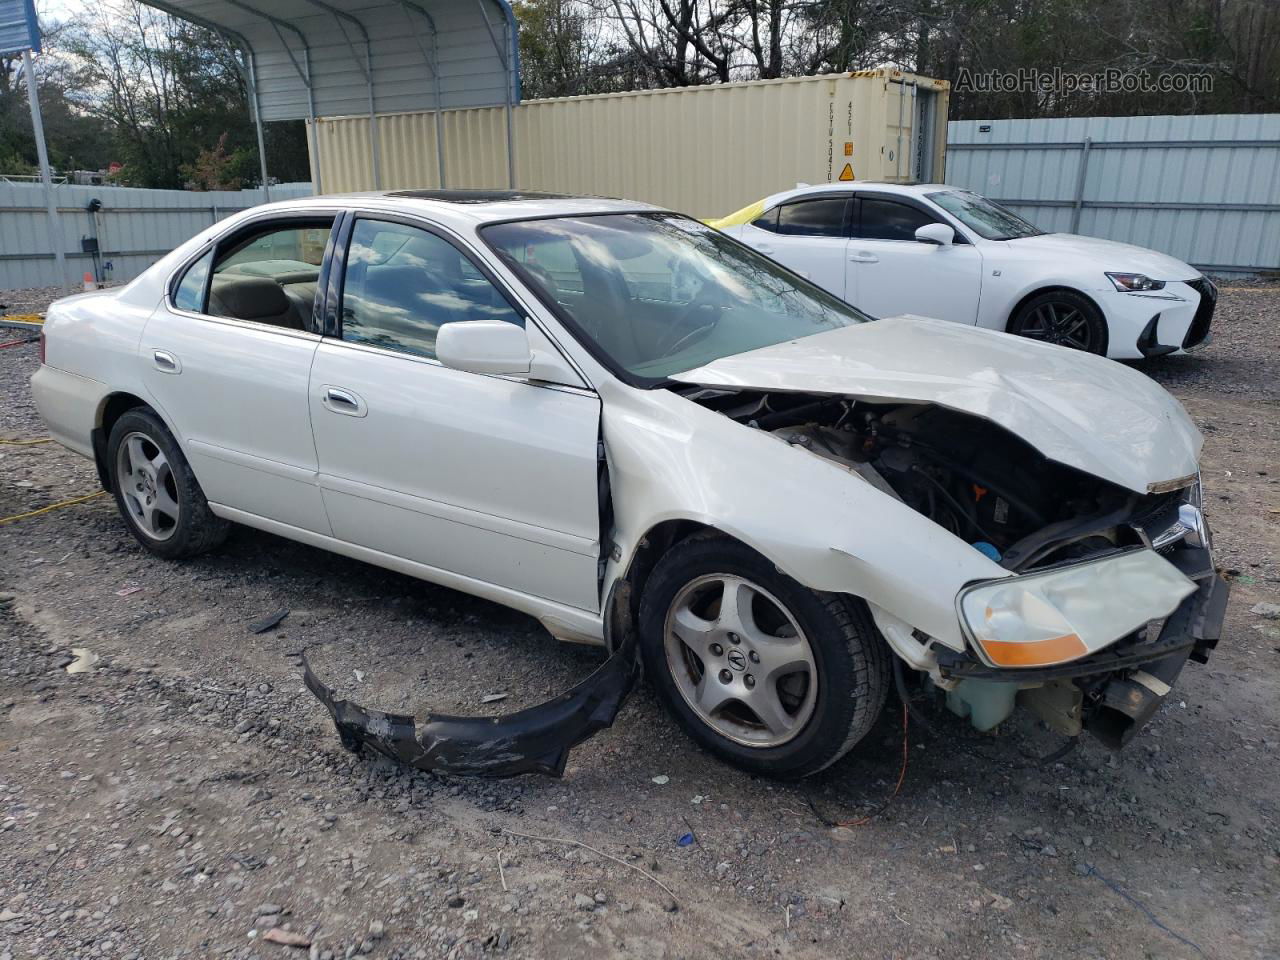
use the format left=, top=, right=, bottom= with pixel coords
left=152, top=350, right=181, bottom=374
left=849, top=252, right=879, bottom=263
left=322, top=385, right=367, bottom=418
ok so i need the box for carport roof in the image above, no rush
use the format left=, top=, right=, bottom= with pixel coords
left=142, top=0, right=519, bottom=123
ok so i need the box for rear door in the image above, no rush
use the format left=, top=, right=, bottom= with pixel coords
left=735, top=195, right=852, bottom=298
left=307, top=213, right=603, bottom=612
left=846, top=193, right=983, bottom=323
left=140, top=215, right=336, bottom=534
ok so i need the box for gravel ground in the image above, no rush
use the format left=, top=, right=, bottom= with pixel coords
left=1, top=286, right=1277, bottom=960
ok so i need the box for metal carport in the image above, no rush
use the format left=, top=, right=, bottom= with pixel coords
left=139, top=0, right=521, bottom=196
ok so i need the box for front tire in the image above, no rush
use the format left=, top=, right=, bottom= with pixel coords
left=1008, top=290, right=1108, bottom=355
left=107, top=408, right=229, bottom=559
left=638, top=537, right=889, bottom=779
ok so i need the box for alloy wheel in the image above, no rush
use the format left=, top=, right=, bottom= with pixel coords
left=1017, top=300, right=1095, bottom=350
left=116, top=431, right=181, bottom=541
left=663, top=574, right=818, bottom=747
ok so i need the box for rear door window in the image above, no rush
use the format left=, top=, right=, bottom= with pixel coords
left=205, top=220, right=333, bottom=329
left=775, top=197, right=849, bottom=237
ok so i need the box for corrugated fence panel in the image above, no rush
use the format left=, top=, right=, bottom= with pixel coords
left=947, top=114, right=1280, bottom=274
left=0, top=181, right=313, bottom=289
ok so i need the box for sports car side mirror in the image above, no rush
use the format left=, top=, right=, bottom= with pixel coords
left=437, top=319, right=533, bottom=376
left=915, top=223, right=955, bottom=246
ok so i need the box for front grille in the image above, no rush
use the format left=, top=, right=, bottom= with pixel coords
left=1183, top=277, right=1217, bottom=348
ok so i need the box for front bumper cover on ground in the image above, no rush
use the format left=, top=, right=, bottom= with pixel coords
left=302, top=587, right=640, bottom=778
left=303, top=633, right=638, bottom=778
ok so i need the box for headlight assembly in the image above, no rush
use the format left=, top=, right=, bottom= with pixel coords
left=1107, top=272, right=1166, bottom=292
left=957, top=550, right=1196, bottom=668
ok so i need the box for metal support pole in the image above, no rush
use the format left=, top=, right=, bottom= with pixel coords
left=398, top=1, right=446, bottom=187
left=504, top=16, right=515, bottom=188
left=1070, top=137, right=1093, bottom=234
left=22, top=49, right=67, bottom=287
left=365, top=43, right=381, bottom=189
left=432, top=28, right=445, bottom=187
left=247, top=50, right=271, bottom=203
left=304, top=48, right=322, bottom=194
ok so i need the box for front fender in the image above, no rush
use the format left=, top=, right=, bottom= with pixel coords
left=599, top=383, right=1007, bottom=652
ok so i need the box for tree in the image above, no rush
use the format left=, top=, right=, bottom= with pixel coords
left=2, top=0, right=310, bottom=189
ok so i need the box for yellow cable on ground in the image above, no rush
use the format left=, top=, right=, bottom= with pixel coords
left=0, top=490, right=106, bottom=526
left=0, top=437, right=53, bottom=445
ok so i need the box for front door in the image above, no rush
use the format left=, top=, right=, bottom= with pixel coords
left=139, top=216, right=335, bottom=534
left=846, top=193, right=983, bottom=323
left=307, top=215, right=602, bottom=611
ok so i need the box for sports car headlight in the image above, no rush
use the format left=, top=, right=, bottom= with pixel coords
left=1107, top=272, right=1165, bottom=292
left=957, top=550, right=1197, bottom=668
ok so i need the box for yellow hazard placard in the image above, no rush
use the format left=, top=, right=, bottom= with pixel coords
left=838, top=163, right=855, bottom=182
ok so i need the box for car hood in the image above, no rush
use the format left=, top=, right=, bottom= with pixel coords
left=1007, top=233, right=1199, bottom=281
left=669, top=317, right=1202, bottom=494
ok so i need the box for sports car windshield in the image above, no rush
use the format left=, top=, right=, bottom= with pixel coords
left=927, top=190, right=1044, bottom=241
left=482, top=213, right=870, bottom=380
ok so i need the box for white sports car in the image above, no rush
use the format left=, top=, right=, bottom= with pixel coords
left=32, top=191, right=1226, bottom=778
left=712, top=183, right=1217, bottom=359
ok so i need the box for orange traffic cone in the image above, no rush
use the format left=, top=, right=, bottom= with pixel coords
left=82, top=272, right=96, bottom=292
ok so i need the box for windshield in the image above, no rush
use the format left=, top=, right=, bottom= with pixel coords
left=482, top=213, right=870, bottom=380
left=927, top=190, right=1044, bottom=241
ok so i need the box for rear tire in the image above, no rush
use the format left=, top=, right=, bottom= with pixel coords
left=107, top=408, right=229, bottom=559
left=1009, top=290, right=1108, bottom=355
left=638, top=536, right=889, bottom=779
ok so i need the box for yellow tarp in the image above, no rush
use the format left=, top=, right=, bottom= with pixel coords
left=703, top=198, right=766, bottom=230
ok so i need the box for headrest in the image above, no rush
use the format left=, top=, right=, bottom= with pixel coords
left=210, top=274, right=290, bottom=320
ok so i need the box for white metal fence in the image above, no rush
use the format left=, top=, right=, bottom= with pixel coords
left=946, top=114, right=1280, bottom=277
left=0, top=181, right=313, bottom=290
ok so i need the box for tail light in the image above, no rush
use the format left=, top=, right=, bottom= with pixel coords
left=39, top=330, right=46, bottom=365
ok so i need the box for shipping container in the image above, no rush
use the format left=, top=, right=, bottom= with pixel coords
left=308, top=70, right=949, bottom=218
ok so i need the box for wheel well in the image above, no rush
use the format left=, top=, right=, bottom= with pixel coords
left=92, top=393, right=151, bottom=491
left=1005, top=285, right=1103, bottom=333
left=623, top=520, right=758, bottom=619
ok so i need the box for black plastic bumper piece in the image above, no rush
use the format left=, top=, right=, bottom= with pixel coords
left=1137, top=313, right=1179, bottom=358
left=302, top=588, right=640, bottom=778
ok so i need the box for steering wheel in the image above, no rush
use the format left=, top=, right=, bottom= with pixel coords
left=652, top=301, right=722, bottom=360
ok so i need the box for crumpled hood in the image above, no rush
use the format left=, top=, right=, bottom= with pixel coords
left=1008, top=233, right=1199, bottom=281
left=670, top=317, right=1202, bottom=494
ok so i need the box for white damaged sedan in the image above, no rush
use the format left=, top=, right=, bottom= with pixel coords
left=33, top=191, right=1227, bottom=778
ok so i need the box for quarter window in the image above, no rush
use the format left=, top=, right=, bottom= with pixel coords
left=775, top=197, right=848, bottom=237
left=340, top=219, right=523, bottom=361
left=857, top=197, right=937, bottom=242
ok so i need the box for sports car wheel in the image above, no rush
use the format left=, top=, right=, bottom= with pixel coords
left=639, top=536, right=889, bottom=779
left=107, top=408, right=229, bottom=559
left=1009, top=290, right=1108, bottom=355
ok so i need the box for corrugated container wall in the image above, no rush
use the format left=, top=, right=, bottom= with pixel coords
left=310, top=71, right=949, bottom=217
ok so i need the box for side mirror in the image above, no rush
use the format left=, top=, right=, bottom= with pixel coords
left=915, top=223, right=955, bottom=246
left=436, top=320, right=532, bottom=376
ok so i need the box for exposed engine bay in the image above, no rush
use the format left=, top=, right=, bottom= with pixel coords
left=681, top=385, right=1162, bottom=570
left=678, top=385, right=1228, bottom=749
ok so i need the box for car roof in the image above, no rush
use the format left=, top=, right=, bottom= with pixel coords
left=761, top=181, right=956, bottom=208
left=243, top=190, right=662, bottom=226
